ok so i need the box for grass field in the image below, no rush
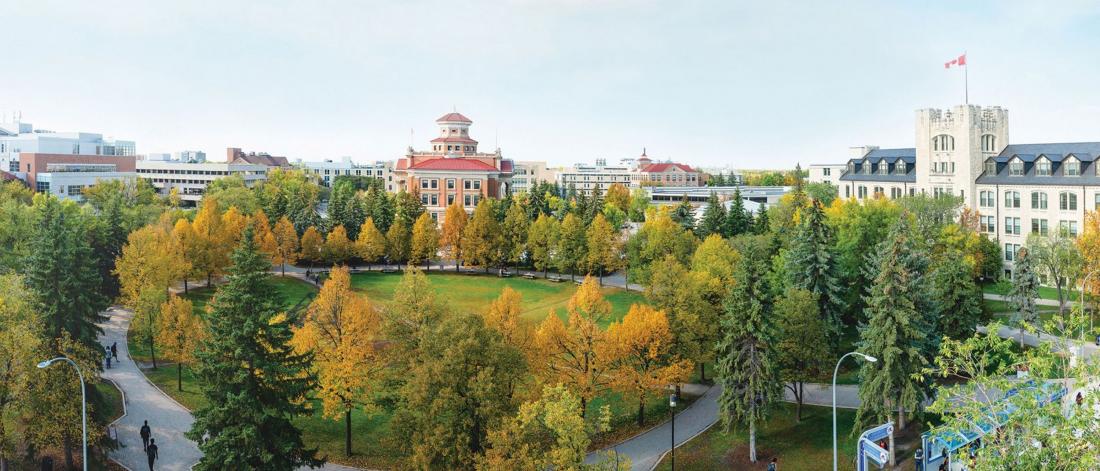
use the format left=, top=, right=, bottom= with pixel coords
left=983, top=281, right=1082, bottom=303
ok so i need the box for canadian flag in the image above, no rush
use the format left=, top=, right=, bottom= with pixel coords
left=945, top=54, right=967, bottom=69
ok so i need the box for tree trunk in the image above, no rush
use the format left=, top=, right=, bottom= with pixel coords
left=178, top=362, right=183, bottom=391
left=580, top=397, right=587, bottom=419
left=888, top=414, right=897, bottom=466
left=183, top=278, right=189, bottom=294
left=150, top=336, right=157, bottom=369
left=63, top=435, right=74, bottom=470
left=796, top=382, right=803, bottom=422
left=455, top=260, right=460, bottom=272
left=543, top=267, right=548, bottom=279
left=637, top=399, right=645, bottom=427
left=282, top=261, right=286, bottom=276
left=345, top=410, right=352, bottom=457
left=699, top=362, right=706, bottom=382
left=598, top=268, right=603, bottom=285
left=748, top=422, right=757, bottom=462
left=207, top=272, right=212, bottom=287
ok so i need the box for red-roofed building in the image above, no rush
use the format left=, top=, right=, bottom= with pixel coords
left=632, top=150, right=704, bottom=186
left=394, top=112, right=514, bottom=221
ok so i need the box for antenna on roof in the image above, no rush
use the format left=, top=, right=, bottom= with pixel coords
left=410, top=128, right=414, bottom=147
left=453, top=105, right=457, bottom=112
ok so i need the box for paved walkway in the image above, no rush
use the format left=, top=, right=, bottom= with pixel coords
left=99, top=308, right=361, bottom=471
left=983, top=292, right=1063, bottom=307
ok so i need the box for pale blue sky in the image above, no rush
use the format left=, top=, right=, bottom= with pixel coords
left=4, top=1, right=1099, bottom=169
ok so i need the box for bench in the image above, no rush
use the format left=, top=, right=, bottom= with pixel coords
left=522, top=274, right=536, bottom=280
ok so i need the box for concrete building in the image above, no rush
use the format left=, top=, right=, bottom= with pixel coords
left=823, top=103, right=1100, bottom=274
left=394, top=112, right=514, bottom=221
left=807, top=163, right=846, bottom=186
left=298, top=157, right=395, bottom=192
left=135, top=160, right=268, bottom=205
left=555, top=159, right=634, bottom=195
left=17, top=153, right=137, bottom=202
left=0, top=119, right=135, bottom=173
left=512, top=160, right=552, bottom=193
left=177, top=150, right=206, bottom=163
left=556, top=150, right=704, bottom=195
left=647, top=185, right=788, bottom=208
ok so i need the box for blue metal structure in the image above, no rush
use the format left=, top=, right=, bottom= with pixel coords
left=856, top=422, right=893, bottom=471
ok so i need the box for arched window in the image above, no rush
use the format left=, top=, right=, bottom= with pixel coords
left=932, top=134, right=956, bottom=152
left=982, top=134, right=997, bottom=152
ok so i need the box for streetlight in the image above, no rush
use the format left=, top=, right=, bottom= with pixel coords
left=833, top=351, right=877, bottom=471
left=38, top=356, right=87, bottom=471
left=669, top=388, right=679, bottom=470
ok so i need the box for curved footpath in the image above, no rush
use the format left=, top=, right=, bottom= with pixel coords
left=99, top=308, right=362, bottom=470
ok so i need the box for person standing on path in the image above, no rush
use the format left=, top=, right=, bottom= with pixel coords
left=140, top=420, right=151, bottom=451
left=111, top=342, right=118, bottom=361
left=146, top=438, right=159, bottom=470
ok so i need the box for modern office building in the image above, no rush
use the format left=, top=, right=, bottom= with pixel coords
left=555, top=159, right=634, bottom=195
left=298, top=157, right=395, bottom=192
left=394, top=112, right=514, bottom=221
left=17, top=153, right=137, bottom=202
left=0, top=119, right=135, bottom=173
left=512, top=160, right=552, bottom=193
left=177, top=150, right=206, bottom=163
left=135, top=159, right=268, bottom=205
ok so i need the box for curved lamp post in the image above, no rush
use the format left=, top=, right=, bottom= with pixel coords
left=669, top=389, right=679, bottom=470
left=833, top=351, right=877, bottom=471
left=38, top=356, right=87, bottom=471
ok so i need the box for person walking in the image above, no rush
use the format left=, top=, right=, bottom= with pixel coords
left=111, top=342, right=118, bottom=361
left=140, top=420, right=151, bottom=451
left=767, top=457, right=778, bottom=471
left=146, top=438, right=159, bottom=470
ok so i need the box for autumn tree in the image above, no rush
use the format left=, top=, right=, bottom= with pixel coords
left=0, top=274, right=46, bottom=470
left=604, top=183, right=631, bottom=215
left=624, top=207, right=697, bottom=285
left=323, top=224, right=354, bottom=265
left=383, top=266, right=446, bottom=365
left=299, top=225, right=324, bottom=264
left=386, top=219, right=411, bottom=264
left=192, top=196, right=230, bottom=286
left=585, top=214, right=620, bottom=284
left=440, top=200, right=468, bottom=271
left=607, top=304, right=692, bottom=426
left=410, top=212, right=440, bottom=270
left=272, top=216, right=300, bottom=275
left=291, top=266, right=384, bottom=457
left=222, top=206, right=249, bottom=246
left=463, top=199, right=502, bottom=272
left=355, top=217, right=386, bottom=269
left=501, top=203, right=529, bottom=271
left=172, top=218, right=201, bottom=293
left=534, top=276, right=612, bottom=416
left=116, top=222, right=190, bottom=368
left=775, top=288, right=831, bottom=422
left=528, top=213, right=560, bottom=278
left=557, top=213, right=587, bottom=281
left=156, top=294, right=205, bottom=391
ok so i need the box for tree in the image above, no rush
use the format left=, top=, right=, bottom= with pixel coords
left=1026, top=232, right=1082, bottom=316
left=534, top=277, right=612, bottom=416
left=187, top=227, right=323, bottom=470
left=804, top=182, right=838, bottom=206
left=696, top=191, right=727, bottom=238
left=585, top=214, right=620, bottom=284
left=624, top=207, right=697, bottom=285
left=393, top=188, right=425, bottom=230
left=607, top=304, right=692, bottom=426
left=826, top=197, right=900, bottom=322
left=715, top=234, right=780, bottom=463
left=528, top=214, right=560, bottom=278
left=291, top=266, right=384, bottom=457
left=1009, top=246, right=1040, bottom=347
left=410, top=212, right=440, bottom=270
left=557, top=213, right=588, bottom=281
left=0, top=274, right=45, bottom=470
left=775, top=288, right=831, bottom=422
left=156, top=294, right=205, bottom=391
left=670, top=194, right=695, bottom=231
left=253, top=209, right=278, bottom=260
left=628, top=188, right=649, bottom=223
left=386, top=219, right=411, bottom=264
left=299, top=225, right=324, bottom=264
left=204, top=175, right=260, bottom=214
left=382, top=266, right=445, bottom=366
left=116, top=222, right=190, bottom=368
left=192, top=196, right=230, bottom=286
left=605, top=183, right=630, bottom=214
left=322, top=224, right=354, bottom=265
left=724, top=188, right=751, bottom=237
left=929, top=250, right=984, bottom=341
left=484, top=287, right=530, bottom=354
left=854, top=221, right=928, bottom=445
left=463, top=199, right=502, bottom=272
left=355, top=217, right=386, bottom=269
left=221, top=206, right=249, bottom=246
left=392, top=313, right=524, bottom=469
left=440, top=200, right=468, bottom=271
left=501, top=203, right=529, bottom=271
left=272, top=216, right=300, bottom=275
left=785, top=200, right=845, bottom=345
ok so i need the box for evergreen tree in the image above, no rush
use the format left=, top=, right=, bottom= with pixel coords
left=671, top=194, right=695, bottom=231
left=854, top=220, right=928, bottom=441
left=394, top=189, right=425, bottom=229
left=716, top=234, right=780, bottom=463
left=364, top=185, right=394, bottom=233
left=696, top=191, right=727, bottom=238
left=752, top=205, right=770, bottom=235
left=785, top=200, right=846, bottom=345
left=929, top=250, right=984, bottom=341
left=24, top=195, right=107, bottom=350
left=187, top=227, right=323, bottom=470
left=724, top=187, right=751, bottom=237
left=1008, top=246, right=1040, bottom=347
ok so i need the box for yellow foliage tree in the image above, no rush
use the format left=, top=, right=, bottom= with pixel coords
left=291, top=266, right=384, bottom=457
left=252, top=209, right=277, bottom=259
left=172, top=218, right=202, bottom=293
left=115, top=223, right=190, bottom=368
left=606, top=304, right=693, bottom=426
left=440, top=199, right=468, bottom=271
left=221, top=206, right=249, bottom=246
left=1078, top=211, right=1100, bottom=297
left=585, top=213, right=621, bottom=284
left=355, top=217, right=386, bottom=269
left=192, top=196, right=229, bottom=286
left=411, top=212, right=439, bottom=270
left=300, top=225, right=324, bottom=264
left=323, top=224, right=354, bottom=266
left=272, top=216, right=300, bottom=275
left=533, top=276, right=612, bottom=416
left=156, top=294, right=205, bottom=392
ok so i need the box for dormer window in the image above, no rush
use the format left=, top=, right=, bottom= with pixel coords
left=1065, top=159, right=1080, bottom=176
left=895, top=162, right=907, bottom=175
left=984, top=160, right=996, bottom=175
left=863, top=162, right=871, bottom=175
left=878, top=161, right=888, bottom=175
left=1009, top=160, right=1024, bottom=176
left=847, top=162, right=855, bottom=174
left=1036, top=159, right=1051, bottom=176
left=932, top=134, right=956, bottom=152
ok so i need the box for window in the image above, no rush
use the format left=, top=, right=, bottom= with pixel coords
left=857, top=186, right=867, bottom=199
left=1095, top=192, right=1100, bottom=210
left=1060, top=220, right=1079, bottom=237
left=447, top=194, right=455, bottom=206
left=1009, top=160, right=1024, bottom=176
left=896, top=162, right=907, bottom=175
left=823, top=168, right=831, bottom=176
left=890, top=187, right=902, bottom=198
left=984, top=160, right=997, bottom=175
left=446, top=179, right=455, bottom=190
left=1065, top=160, right=1080, bottom=176
left=982, top=134, right=997, bottom=152
left=1060, top=191, right=1078, bottom=211
left=67, top=185, right=83, bottom=196
left=979, top=191, right=994, bottom=207
left=1032, top=219, right=1049, bottom=236
left=1036, top=159, right=1051, bottom=176
left=464, top=180, right=481, bottom=190
left=1031, top=191, right=1047, bottom=210
left=932, top=134, right=956, bottom=151
left=1004, top=217, right=1021, bottom=235
left=873, top=186, right=884, bottom=196
left=1005, top=243, right=1020, bottom=262
left=878, top=161, right=888, bottom=175
left=844, top=186, right=850, bottom=198
left=847, top=162, right=854, bottom=174
left=980, top=216, right=995, bottom=233
left=863, top=163, right=871, bottom=175
left=1004, top=191, right=1021, bottom=208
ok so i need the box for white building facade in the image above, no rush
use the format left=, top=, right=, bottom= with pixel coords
left=512, top=160, right=552, bottom=193
left=135, top=160, right=268, bottom=204
left=0, top=119, right=135, bottom=173
left=807, top=163, right=846, bottom=186
left=298, top=157, right=395, bottom=192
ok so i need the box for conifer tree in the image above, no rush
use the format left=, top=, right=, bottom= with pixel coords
left=187, top=227, right=323, bottom=470
left=929, top=249, right=984, bottom=341
left=363, top=185, right=394, bottom=233
left=785, top=200, right=846, bottom=344
left=671, top=194, right=695, bottom=231
left=696, top=191, right=727, bottom=238
left=725, top=187, right=751, bottom=237
left=715, top=234, right=780, bottom=463
left=752, top=205, right=770, bottom=234
left=1009, top=246, right=1040, bottom=347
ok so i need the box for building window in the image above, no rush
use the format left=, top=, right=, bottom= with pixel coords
left=873, top=186, right=884, bottom=196
left=878, top=161, right=888, bottom=175
left=984, top=160, right=996, bottom=175
left=982, top=134, right=997, bottom=152
left=932, top=134, right=956, bottom=151
left=890, top=187, right=902, bottom=198
left=823, top=168, right=831, bottom=176
left=895, top=162, right=907, bottom=175
left=1060, top=220, right=1079, bottom=237
left=1060, top=191, right=1078, bottom=211
left=844, top=186, right=850, bottom=198
left=1065, top=160, right=1080, bottom=176
left=1031, top=219, right=1049, bottom=236
left=863, top=163, right=871, bottom=175
left=857, top=186, right=867, bottom=199
left=979, top=191, right=994, bottom=207
left=447, top=179, right=456, bottom=190
left=1095, top=193, right=1100, bottom=210
left=1004, top=217, right=1021, bottom=235
left=847, top=162, right=855, bottom=174
left=447, top=194, right=455, bottom=206
left=1009, top=161, right=1024, bottom=176
left=1031, top=191, right=1047, bottom=210
left=1005, top=243, right=1020, bottom=261
left=1004, top=191, right=1021, bottom=208
left=1036, top=159, right=1051, bottom=176
left=980, top=215, right=995, bottom=233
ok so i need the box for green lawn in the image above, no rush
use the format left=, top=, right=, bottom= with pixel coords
left=653, top=403, right=921, bottom=471
left=95, top=381, right=124, bottom=423
left=983, top=281, right=1082, bottom=303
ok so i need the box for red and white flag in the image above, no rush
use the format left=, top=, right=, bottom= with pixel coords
left=945, top=53, right=967, bottom=69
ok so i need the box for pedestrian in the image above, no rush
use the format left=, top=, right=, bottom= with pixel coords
left=146, top=437, right=159, bottom=470
left=104, top=346, right=111, bottom=369
left=140, top=420, right=151, bottom=451
left=767, top=457, right=777, bottom=471
left=112, top=342, right=118, bottom=361
left=106, top=354, right=111, bottom=369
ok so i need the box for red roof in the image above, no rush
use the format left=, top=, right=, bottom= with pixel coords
left=641, top=163, right=697, bottom=173
left=436, top=112, right=472, bottom=123
left=395, top=159, right=408, bottom=170
left=408, top=158, right=498, bottom=171
left=430, top=136, right=479, bottom=144
left=0, top=171, right=19, bottom=182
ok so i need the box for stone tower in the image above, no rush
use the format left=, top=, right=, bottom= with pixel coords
left=914, top=105, right=1009, bottom=208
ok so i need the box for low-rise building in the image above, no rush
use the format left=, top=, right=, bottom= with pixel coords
left=227, top=147, right=291, bottom=167
left=512, top=160, right=552, bottom=193
left=556, top=150, right=704, bottom=195
left=17, top=153, right=137, bottom=201
left=807, top=163, right=846, bottom=186
left=647, top=185, right=788, bottom=208
left=135, top=160, right=268, bottom=205
left=0, top=118, right=135, bottom=173
left=298, top=157, right=395, bottom=191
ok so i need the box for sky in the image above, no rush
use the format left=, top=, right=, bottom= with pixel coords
left=3, top=0, right=1100, bottom=169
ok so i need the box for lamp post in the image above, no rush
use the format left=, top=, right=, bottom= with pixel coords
left=1079, top=270, right=1099, bottom=341
left=669, top=389, right=679, bottom=470
left=833, top=351, right=877, bottom=471
left=38, top=356, right=87, bottom=471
